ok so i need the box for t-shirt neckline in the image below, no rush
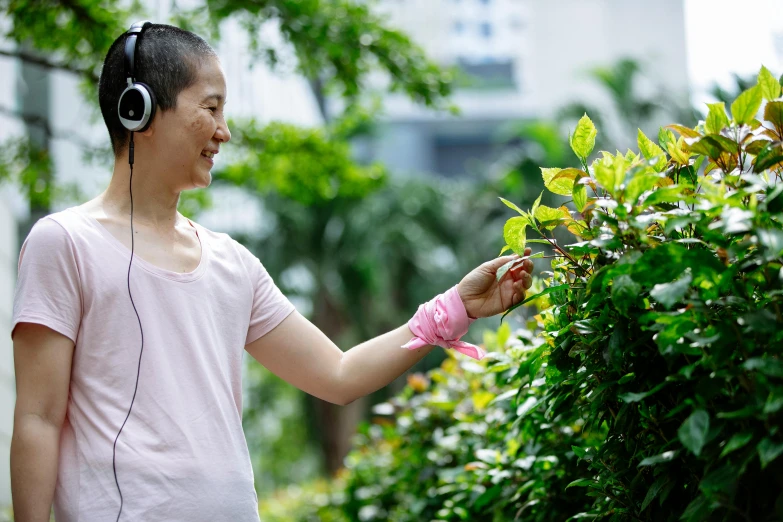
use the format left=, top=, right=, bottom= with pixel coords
left=67, top=206, right=209, bottom=283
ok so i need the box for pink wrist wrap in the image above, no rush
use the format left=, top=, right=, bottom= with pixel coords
left=401, top=285, right=486, bottom=360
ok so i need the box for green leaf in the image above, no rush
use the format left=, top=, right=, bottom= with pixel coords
left=637, top=128, right=667, bottom=171
left=641, top=476, right=669, bottom=512
left=611, top=274, right=640, bottom=315
left=503, top=216, right=528, bottom=256
left=699, top=464, right=739, bottom=494
left=758, top=438, right=783, bottom=469
left=570, top=114, right=597, bottom=159
left=658, top=128, right=675, bottom=151
left=743, top=357, right=783, bottom=378
left=638, top=450, right=679, bottom=467
left=649, top=270, right=692, bottom=310
left=566, top=478, right=594, bottom=489
left=753, top=141, right=783, bottom=173
left=680, top=495, right=709, bottom=522
left=678, top=409, right=710, bottom=457
left=618, top=372, right=636, bottom=385
left=473, top=483, right=502, bottom=509
left=496, top=257, right=526, bottom=283
left=759, top=65, right=782, bottom=100
left=719, top=432, right=753, bottom=458
left=620, top=381, right=667, bottom=403
left=573, top=181, right=587, bottom=212
left=499, top=197, right=524, bottom=215
left=765, top=101, right=783, bottom=132
left=500, top=283, right=569, bottom=322
left=731, top=85, right=763, bottom=125
left=705, top=102, right=730, bottom=135
left=764, top=393, right=783, bottom=414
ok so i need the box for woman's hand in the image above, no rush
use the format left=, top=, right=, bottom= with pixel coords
left=457, top=248, right=534, bottom=319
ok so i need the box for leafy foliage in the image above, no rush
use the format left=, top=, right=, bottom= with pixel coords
left=261, top=66, right=783, bottom=521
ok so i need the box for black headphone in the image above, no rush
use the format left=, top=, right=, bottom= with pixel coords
left=118, top=21, right=157, bottom=133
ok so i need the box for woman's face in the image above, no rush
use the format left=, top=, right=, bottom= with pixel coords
left=150, top=55, right=231, bottom=191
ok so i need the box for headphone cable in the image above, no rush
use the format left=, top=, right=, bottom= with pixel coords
left=113, top=131, right=145, bottom=522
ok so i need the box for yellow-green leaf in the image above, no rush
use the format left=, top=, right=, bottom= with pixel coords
left=531, top=191, right=543, bottom=222
left=625, top=169, right=660, bottom=206
left=765, top=101, right=783, bottom=134
left=541, top=167, right=562, bottom=186
left=593, top=154, right=625, bottom=194
left=546, top=168, right=585, bottom=196
left=535, top=205, right=563, bottom=229
left=731, top=85, right=763, bottom=125
left=705, top=102, right=730, bottom=135
left=499, top=197, right=524, bottom=215
left=666, top=124, right=701, bottom=139
left=472, top=390, right=496, bottom=412
left=573, top=182, right=587, bottom=212
left=503, top=216, right=528, bottom=255
left=637, top=129, right=667, bottom=172
left=758, top=65, right=782, bottom=101
left=570, top=114, right=597, bottom=159
left=666, top=136, right=691, bottom=165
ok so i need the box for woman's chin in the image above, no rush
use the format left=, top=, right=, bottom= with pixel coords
left=192, top=170, right=212, bottom=189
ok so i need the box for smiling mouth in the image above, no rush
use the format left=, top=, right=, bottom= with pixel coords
left=201, top=151, right=216, bottom=159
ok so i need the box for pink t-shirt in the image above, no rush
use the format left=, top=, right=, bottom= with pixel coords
left=11, top=206, right=296, bottom=521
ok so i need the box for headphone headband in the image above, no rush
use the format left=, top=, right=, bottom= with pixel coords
left=123, top=20, right=151, bottom=84
left=118, top=20, right=156, bottom=133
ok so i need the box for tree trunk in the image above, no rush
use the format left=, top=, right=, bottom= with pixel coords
left=307, top=280, right=367, bottom=476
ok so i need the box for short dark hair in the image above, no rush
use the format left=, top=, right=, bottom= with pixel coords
left=98, top=23, right=217, bottom=154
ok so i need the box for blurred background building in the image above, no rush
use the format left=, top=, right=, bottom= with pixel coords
left=350, top=0, right=690, bottom=178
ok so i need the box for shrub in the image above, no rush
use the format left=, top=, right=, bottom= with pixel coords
left=264, top=66, right=783, bottom=521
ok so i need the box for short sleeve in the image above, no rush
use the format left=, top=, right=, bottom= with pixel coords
left=235, top=241, right=296, bottom=346
left=11, top=217, right=83, bottom=344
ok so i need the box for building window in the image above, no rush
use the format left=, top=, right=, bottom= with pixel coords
left=480, top=22, right=492, bottom=38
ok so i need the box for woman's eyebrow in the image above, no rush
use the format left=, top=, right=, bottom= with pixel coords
left=202, top=93, right=225, bottom=104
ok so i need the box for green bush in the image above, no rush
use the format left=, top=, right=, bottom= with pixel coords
left=263, top=66, right=783, bottom=521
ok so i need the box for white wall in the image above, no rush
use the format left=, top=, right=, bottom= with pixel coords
left=526, top=0, right=689, bottom=120
left=369, top=0, right=689, bottom=130
left=0, top=194, right=17, bottom=510
left=0, top=33, right=24, bottom=510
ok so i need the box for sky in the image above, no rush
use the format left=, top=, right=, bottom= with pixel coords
left=685, top=0, right=783, bottom=106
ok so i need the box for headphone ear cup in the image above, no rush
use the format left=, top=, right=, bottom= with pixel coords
left=118, top=83, right=156, bottom=132
left=134, top=82, right=157, bottom=132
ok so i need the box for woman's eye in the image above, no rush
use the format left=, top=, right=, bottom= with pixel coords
left=208, top=107, right=217, bottom=112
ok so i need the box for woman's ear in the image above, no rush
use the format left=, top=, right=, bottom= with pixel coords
left=137, top=114, right=156, bottom=139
